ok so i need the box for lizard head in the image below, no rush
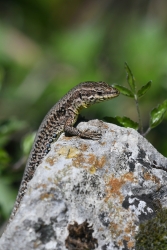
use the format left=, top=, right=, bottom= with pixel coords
left=78, top=81, right=120, bottom=108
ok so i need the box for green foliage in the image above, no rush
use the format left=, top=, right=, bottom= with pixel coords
left=0, top=67, right=29, bottom=219
left=112, top=85, right=134, bottom=98
left=124, top=62, right=136, bottom=93
left=0, top=119, right=27, bottom=219
left=104, top=116, right=138, bottom=130
left=137, top=81, right=152, bottom=98
left=0, top=117, right=35, bottom=219
left=111, top=63, right=167, bottom=136
left=150, top=100, right=167, bottom=129
left=136, top=208, right=167, bottom=250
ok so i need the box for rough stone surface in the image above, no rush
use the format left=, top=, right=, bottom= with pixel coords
left=0, top=120, right=167, bottom=250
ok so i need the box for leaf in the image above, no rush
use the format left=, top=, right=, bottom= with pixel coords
left=104, top=116, right=139, bottom=130
left=137, top=81, right=152, bottom=98
left=104, top=117, right=120, bottom=126
left=113, top=84, right=134, bottom=97
left=124, top=62, right=136, bottom=93
left=150, top=100, right=167, bottom=128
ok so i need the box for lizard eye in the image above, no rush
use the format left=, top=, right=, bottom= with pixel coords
left=97, top=91, right=103, bottom=96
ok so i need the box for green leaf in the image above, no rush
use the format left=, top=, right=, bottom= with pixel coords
left=104, top=116, right=139, bottom=130
left=104, top=117, right=120, bottom=126
left=137, top=81, right=152, bottom=98
left=124, top=62, right=136, bottom=93
left=113, top=84, right=134, bottom=97
left=150, top=100, right=167, bottom=128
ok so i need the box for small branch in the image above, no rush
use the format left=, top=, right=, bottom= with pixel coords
left=143, top=127, right=151, bottom=137
left=134, top=95, right=143, bottom=135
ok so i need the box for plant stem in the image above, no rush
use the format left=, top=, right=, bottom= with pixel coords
left=134, top=95, right=143, bottom=135
left=143, top=127, right=151, bottom=137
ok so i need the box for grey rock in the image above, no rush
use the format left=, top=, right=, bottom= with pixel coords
left=0, top=120, right=167, bottom=250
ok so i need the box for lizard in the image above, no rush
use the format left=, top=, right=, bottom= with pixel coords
left=9, top=81, right=119, bottom=222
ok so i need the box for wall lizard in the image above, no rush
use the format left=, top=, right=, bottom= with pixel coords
left=9, top=81, right=119, bottom=222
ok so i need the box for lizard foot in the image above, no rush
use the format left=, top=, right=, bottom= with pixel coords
left=79, top=130, right=102, bottom=140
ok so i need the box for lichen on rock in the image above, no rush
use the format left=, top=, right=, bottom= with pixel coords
left=1, top=120, right=167, bottom=250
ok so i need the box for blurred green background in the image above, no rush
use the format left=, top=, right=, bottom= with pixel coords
left=0, top=0, right=167, bottom=227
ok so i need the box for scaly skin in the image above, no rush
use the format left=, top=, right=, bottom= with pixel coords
left=9, top=81, right=119, bottom=222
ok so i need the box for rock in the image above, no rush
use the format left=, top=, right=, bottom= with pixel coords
left=0, top=120, right=167, bottom=250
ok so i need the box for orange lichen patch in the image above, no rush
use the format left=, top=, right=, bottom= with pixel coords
left=124, top=223, right=136, bottom=235
left=123, top=236, right=130, bottom=242
left=86, top=154, right=96, bottom=164
left=80, top=144, right=89, bottom=151
left=87, top=154, right=106, bottom=169
left=105, top=172, right=136, bottom=202
left=123, top=172, right=137, bottom=182
left=45, top=156, right=57, bottom=166
left=124, top=227, right=131, bottom=234
left=117, top=240, right=123, bottom=247
left=105, top=179, right=138, bottom=248
left=72, top=153, right=86, bottom=168
left=105, top=178, right=124, bottom=201
left=110, top=221, right=135, bottom=249
left=101, top=123, right=109, bottom=129
left=143, top=172, right=160, bottom=185
left=40, top=193, right=54, bottom=200
left=96, top=156, right=106, bottom=168
left=72, top=152, right=107, bottom=170
left=127, top=240, right=135, bottom=249
left=35, top=183, right=47, bottom=189
left=110, top=222, right=119, bottom=234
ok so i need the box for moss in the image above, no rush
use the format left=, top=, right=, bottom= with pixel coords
left=135, top=208, right=167, bottom=250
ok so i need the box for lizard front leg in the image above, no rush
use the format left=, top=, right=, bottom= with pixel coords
left=64, top=117, right=101, bottom=140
